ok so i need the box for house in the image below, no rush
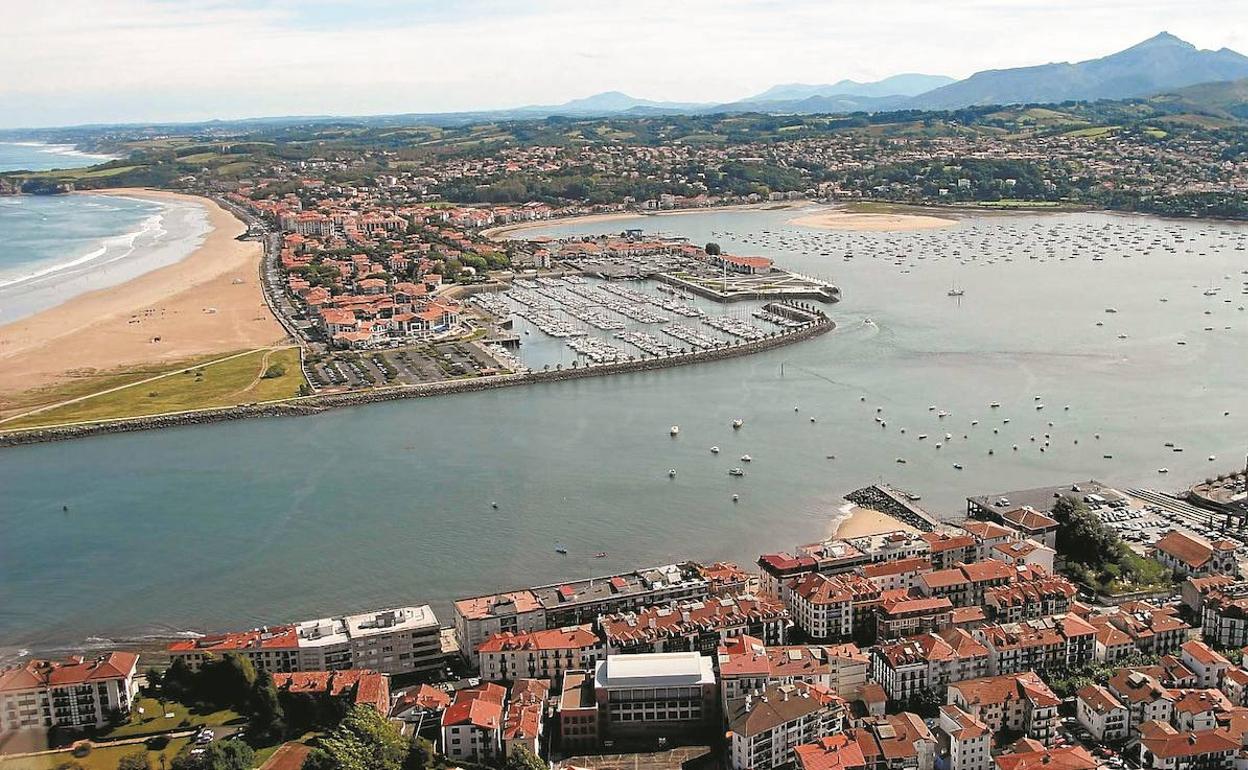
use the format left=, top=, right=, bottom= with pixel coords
left=272, top=669, right=390, bottom=714
left=477, top=624, right=602, bottom=683
left=990, top=540, right=1056, bottom=573
left=1136, top=721, right=1237, bottom=770
left=502, top=679, right=548, bottom=759
left=1182, top=640, right=1232, bottom=688
left=958, top=521, right=1019, bottom=562
left=796, top=734, right=867, bottom=770
left=391, top=684, right=452, bottom=731
left=852, top=713, right=937, bottom=770
left=1199, top=583, right=1248, bottom=648
left=1107, top=669, right=1175, bottom=736
left=994, top=744, right=1097, bottom=770
left=946, top=671, right=1060, bottom=746
left=726, top=682, right=846, bottom=770
left=1170, top=689, right=1231, bottom=732
left=877, top=594, right=955, bottom=641
left=441, top=683, right=507, bottom=763
left=1075, top=683, right=1128, bottom=742
left=0, top=653, right=139, bottom=732
left=938, top=705, right=991, bottom=770
left=1153, top=531, right=1239, bottom=578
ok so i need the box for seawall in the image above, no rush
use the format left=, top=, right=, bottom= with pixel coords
left=0, top=317, right=833, bottom=448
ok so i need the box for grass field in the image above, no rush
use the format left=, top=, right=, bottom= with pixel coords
left=101, top=699, right=243, bottom=740
left=0, top=737, right=191, bottom=770
left=2, top=347, right=305, bottom=430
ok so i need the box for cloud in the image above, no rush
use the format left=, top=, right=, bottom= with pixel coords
left=0, top=0, right=1241, bottom=127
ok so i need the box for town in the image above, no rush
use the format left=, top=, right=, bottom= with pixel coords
left=3, top=468, right=1247, bottom=770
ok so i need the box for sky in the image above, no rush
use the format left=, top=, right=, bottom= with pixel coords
left=1, top=0, right=1244, bottom=129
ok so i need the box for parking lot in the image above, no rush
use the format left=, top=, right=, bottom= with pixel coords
left=306, top=341, right=510, bottom=390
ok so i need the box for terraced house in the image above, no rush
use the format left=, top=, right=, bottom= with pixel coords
left=600, top=595, right=789, bottom=654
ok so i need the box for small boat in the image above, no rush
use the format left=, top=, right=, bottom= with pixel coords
left=491, top=502, right=498, bottom=509
left=895, top=457, right=907, bottom=464
left=668, top=469, right=677, bottom=477
left=710, top=446, right=720, bottom=454
left=595, top=552, right=608, bottom=558
left=728, top=468, right=745, bottom=477
left=670, top=425, right=680, bottom=436
left=732, top=494, right=740, bottom=502
left=947, top=288, right=964, bottom=297
left=555, top=545, right=568, bottom=554
left=1157, top=468, right=1169, bottom=474
left=732, top=419, right=744, bottom=429
left=740, top=454, right=752, bottom=462
left=953, top=463, right=963, bottom=470
left=990, top=402, right=1001, bottom=408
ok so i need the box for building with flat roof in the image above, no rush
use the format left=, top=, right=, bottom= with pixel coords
left=593, top=653, right=717, bottom=739
left=296, top=606, right=443, bottom=676
left=558, top=671, right=599, bottom=753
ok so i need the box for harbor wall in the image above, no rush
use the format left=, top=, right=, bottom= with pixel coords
left=0, top=318, right=833, bottom=448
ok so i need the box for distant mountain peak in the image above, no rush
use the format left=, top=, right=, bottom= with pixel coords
left=1128, top=31, right=1195, bottom=51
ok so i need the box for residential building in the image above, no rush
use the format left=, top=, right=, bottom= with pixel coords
left=861, top=558, right=935, bottom=593
left=981, top=576, right=1076, bottom=624
left=1200, top=583, right=1248, bottom=649
left=958, top=521, right=1019, bottom=562
left=796, top=734, right=867, bottom=770
left=600, top=595, right=789, bottom=655
left=593, top=653, right=718, bottom=739
left=786, top=573, right=869, bottom=641
left=920, top=533, right=978, bottom=571
left=454, top=563, right=722, bottom=655
left=871, top=630, right=989, bottom=704
left=994, top=744, right=1098, bottom=770
left=1136, top=721, right=1237, bottom=770
left=973, top=615, right=1096, bottom=675
left=1075, top=684, right=1128, bottom=742
left=946, top=672, right=1060, bottom=746
left=938, top=705, right=991, bottom=770
left=718, top=635, right=869, bottom=708
left=441, top=683, right=507, bottom=763
left=503, top=679, right=548, bottom=759
left=852, top=713, right=937, bottom=770
left=557, top=671, right=599, bottom=754
left=271, top=669, right=390, bottom=714
left=168, top=625, right=300, bottom=674
left=477, top=624, right=602, bottom=683
left=917, top=561, right=1017, bottom=608
left=1182, top=640, right=1232, bottom=688
left=1152, top=532, right=1239, bottom=578
left=295, top=606, right=443, bottom=676
left=0, top=653, right=138, bottom=732
left=877, top=594, right=954, bottom=641
left=726, top=682, right=846, bottom=770
left=1107, top=669, right=1176, bottom=736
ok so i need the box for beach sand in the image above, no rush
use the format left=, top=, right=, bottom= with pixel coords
left=789, top=209, right=957, bottom=231
left=0, top=188, right=285, bottom=412
left=834, top=504, right=921, bottom=539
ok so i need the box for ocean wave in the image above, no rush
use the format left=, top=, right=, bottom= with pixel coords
left=5, top=141, right=117, bottom=162
left=0, top=211, right=167, bottom=291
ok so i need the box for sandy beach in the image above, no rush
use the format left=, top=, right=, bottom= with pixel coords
left=0, top=188, right=285, bottom=412
left=789, top=208, right=958, bottom=231
left=833, top=504, right=920, bottom=539
left=482, top=201, right=812, bottom=241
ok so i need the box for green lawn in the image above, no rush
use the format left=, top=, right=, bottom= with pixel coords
left=100, top=699, right=244, bottom=739
left=2, top=348, right=305, bottom=430
left=0, top=737, right=190, bottom=770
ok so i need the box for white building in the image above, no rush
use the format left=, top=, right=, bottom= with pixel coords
left=593, top=653, right=717, bottom=739
left=726, top=682, right=846, bottom=770
left=296, top=606, right=443, bottom=676
left=0, top=654, right=138, bottom=732
left=1075, top=684, right=1128, bottom=742
left=477, top=625, right=602, bottom=683
left=939, top=704, right=992, bottom=770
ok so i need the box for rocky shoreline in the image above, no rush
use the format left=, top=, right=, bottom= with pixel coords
left=0, top=317, right=833, bottom=448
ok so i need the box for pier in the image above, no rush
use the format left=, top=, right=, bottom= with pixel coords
left=845, top=484, right=942, bottom=532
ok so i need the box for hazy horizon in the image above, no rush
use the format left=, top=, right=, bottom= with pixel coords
left=2, top=0, right=1245, bottom=130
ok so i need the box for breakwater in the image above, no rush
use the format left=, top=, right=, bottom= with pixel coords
left=845, top=483, right=942, bottom=532
left=0, top=316, right=833, bottom=448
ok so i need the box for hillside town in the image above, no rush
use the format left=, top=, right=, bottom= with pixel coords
left=4, top=472, right=1248, bottom=770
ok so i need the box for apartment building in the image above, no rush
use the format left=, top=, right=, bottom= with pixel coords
left=717, top=635, right=869, bottom=708
left=1136, top=721, right=1237, bottom=770
left=938, top=705, right=991, bottom=770
left=295, top=606, right=443, bottom=676
left=1075, top=684, right=1128, bottom=742
left=973, top=615, right=1096, bottom=676
left=946, top=672, right=1060, bottom=746
left=726, top=682, right=846, bottom=770
left=476, top=624, right=602, bottom=683
left=871, top=630, right=989, bottom=703
left=0, top=654, right=138, bottom=732
left=1106, top=669, right=1175, bottom=736
left=441, top=683, right=507, bottom=763
left=600, top=595, right=789, bottom=655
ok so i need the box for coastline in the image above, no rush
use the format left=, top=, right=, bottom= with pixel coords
left=0, top=188, right=285, bottom=413
left=481, top=200, right=813, bottom=241
left=833, top=503, right=921, bottom=539
left=788, top=208, right=958, bottom=231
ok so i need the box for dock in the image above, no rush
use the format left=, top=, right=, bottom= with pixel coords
left=845, top=484, right=942, bottom=532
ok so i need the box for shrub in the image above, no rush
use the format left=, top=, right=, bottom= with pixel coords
left=261, top=363, right=287, bottom=379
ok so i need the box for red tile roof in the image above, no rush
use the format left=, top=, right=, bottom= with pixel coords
left=0, top=653, right=138, bottom=693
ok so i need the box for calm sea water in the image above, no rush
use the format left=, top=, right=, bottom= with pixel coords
left=2, top=208, right=1246, bottom=655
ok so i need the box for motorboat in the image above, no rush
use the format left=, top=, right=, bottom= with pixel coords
left=670, top=425, right=680, bottom=436
left=728, top=468, right=745, bottom=477
left=740, top=454, right=752, bottom=462
left=732, top=419, right=744, bottom=429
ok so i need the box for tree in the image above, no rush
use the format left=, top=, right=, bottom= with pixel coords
left=302, top=706, right=407, bottom=770
left=505, top=746, right=546, bottom=770
left=249, top=671, right=286, bottom=741
left=117, top=750, right=151, bottom=770
left=704, top=242, right=721, bottom=255
left=171, top=742, right=254, bottom=770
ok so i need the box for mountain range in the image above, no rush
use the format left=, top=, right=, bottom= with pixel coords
left=480, top=32, right=1248, bottom=121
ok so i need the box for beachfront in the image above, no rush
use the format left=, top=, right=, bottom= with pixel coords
left=0, top=189, right=285, bottom=416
